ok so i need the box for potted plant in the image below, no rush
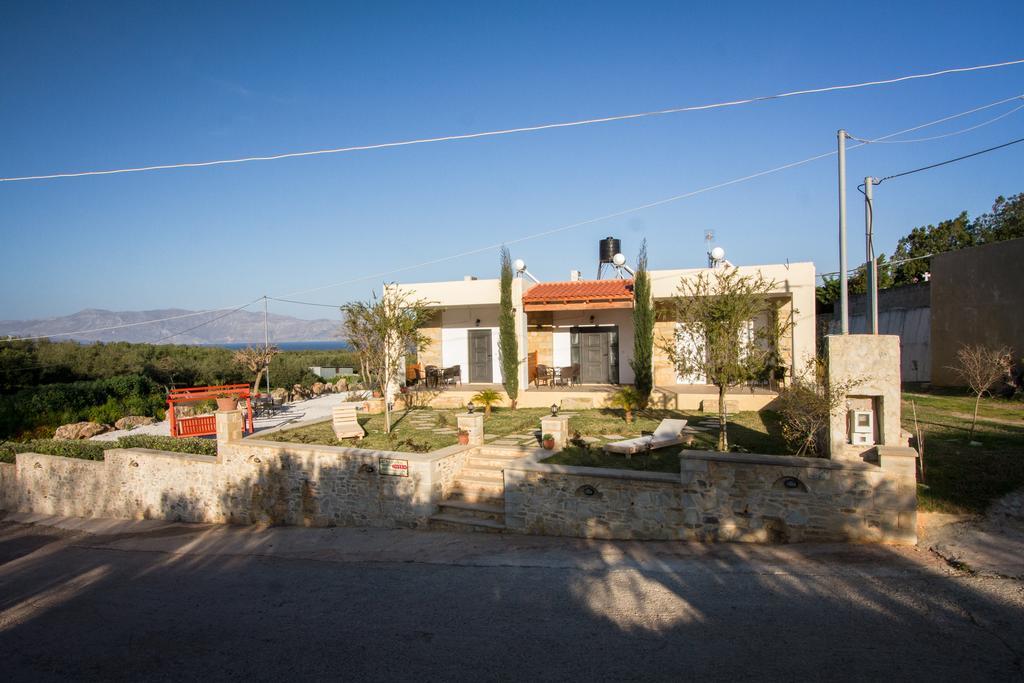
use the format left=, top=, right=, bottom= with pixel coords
left=457, top=428, right=470, bottom=445
left=215, top=392, right=238, bottom=411
left=542, top=433, right=555, bottom=450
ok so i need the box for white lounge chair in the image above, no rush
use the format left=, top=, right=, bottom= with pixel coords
left=332, top=402, right=365, bottom=440
left=603, top=419, right=688, bottom=455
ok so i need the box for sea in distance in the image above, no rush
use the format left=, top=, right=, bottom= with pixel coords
left=210, top=341, right=350, bottom=352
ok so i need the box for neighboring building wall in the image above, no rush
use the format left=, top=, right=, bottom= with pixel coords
left=828, top=284, right=931, bottom=383
left=930, top=237, right=1024, bottom=386
left=419, top=312, right=443, bottom=368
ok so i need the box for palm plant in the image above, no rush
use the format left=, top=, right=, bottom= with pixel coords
left=471, top=389, right=503, bottom=417
left=608, top=386, right=642, bottom=423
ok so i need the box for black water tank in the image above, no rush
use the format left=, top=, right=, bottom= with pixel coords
left=599, top=236, right=621, bottom=263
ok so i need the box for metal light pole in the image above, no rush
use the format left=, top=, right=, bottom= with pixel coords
left=864, top=178, right=878, bottom=334
left=837, top=130, right=849, bottom=334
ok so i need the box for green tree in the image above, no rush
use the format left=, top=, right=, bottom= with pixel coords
left=661, top=267, right=792, bottom=451
left=973, top=192, right=1024, bottom=244
left=498, top=247, right=520, bottom=409
left=629, top=241, right=654, bottom=408
left=341, top=287, right=434, bottom=433
left=892, top=212, right=974, bottom=285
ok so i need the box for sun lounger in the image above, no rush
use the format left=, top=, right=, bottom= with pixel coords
left=332, top=402, right=365, bottom=440
left=603, top=419, right=688, bottom=455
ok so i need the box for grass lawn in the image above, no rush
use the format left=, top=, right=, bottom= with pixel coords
left=267, top=405, right=790, bottom=471
left=903, top=390, right=1024, bottom=514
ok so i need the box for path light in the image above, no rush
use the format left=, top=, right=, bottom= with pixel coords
left=467, top=401, right=475, bottom=414
left=550, top=403, right=559, bottom=416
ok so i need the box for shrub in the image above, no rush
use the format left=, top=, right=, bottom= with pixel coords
left=0, top=434, right=216, bottom=463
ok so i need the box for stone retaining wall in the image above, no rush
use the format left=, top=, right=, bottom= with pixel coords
left=1, top=411, right=471, bottom=529
left=504, top=447, right=916, bottom=544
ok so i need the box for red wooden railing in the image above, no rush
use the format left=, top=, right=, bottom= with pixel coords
left=167, top=383, right=254, bottom=438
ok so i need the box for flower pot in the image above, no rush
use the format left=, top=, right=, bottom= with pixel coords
left=458, top=433, right=470, bottom=445
left=216, top=397, right=238, bottom=411
left=372, top=390, right=382, bottom=398
left=543, top=439, right=555, bottom=450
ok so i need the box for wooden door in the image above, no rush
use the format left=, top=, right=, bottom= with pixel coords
left=468, top=329, right=493, bottom=383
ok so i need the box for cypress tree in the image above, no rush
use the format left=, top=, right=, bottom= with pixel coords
left=630, top=241, right=654, bottom=408
left=498, top=246, right=520, bottom=409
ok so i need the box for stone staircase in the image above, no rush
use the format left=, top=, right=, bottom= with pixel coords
left=429, top=445, right=532, bottom=532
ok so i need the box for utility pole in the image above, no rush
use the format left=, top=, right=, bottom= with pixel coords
left=263, top=296, right=271, bottom=395
left=864, top=178, right=878, bottom=334
left=837, top=129, right=849, bottom=334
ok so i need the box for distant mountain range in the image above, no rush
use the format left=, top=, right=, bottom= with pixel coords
left=0, top=308, right=342, bottom=345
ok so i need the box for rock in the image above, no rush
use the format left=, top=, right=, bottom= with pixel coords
left=114, top=416, right=157, bottom=430
left=175, top=405, right=195, bottom=418
left=54, top=421, right=111, bottom=440
left=311, top=382, right=326, bottom=396
left=270, top=388, right=289, bottom=402
left=321, top=383, right=332, bottom=394
left=334, top=379, right=348, bottom=392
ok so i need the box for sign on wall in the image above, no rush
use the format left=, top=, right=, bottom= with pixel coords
left=379, top=457, right=409, bottom=477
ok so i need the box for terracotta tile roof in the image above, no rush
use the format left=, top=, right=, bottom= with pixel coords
left=523, top=279, right=634, bottom=303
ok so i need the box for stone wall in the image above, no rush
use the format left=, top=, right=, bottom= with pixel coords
left=1, top=411, right=471, bottom=528
left=504, top=448, right=916, bottom=544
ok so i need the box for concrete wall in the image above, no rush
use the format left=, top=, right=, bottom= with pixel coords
left=1, top=412, right=471, bottom=528
left=930, top=237, right=1024, bottom=386
left=503, top=449, right=916, bottom=543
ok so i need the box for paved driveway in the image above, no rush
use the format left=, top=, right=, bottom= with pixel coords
left=1, top=515, right=1022, bottom=681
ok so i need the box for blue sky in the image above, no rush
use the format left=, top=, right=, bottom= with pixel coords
left=2, top=1, right=1023, bottom=328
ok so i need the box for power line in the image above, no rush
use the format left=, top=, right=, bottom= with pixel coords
left=4, top=57, right=1024, bottom=184
left=275, top=93, right=1024, bottom=299
left=151, top=298, right=265, bottom=343
left=817, top=253, right=936, bottom=279
left=874, top=136, right=1024, bottom=185
left=265, top=296, right=345, bottom=309
left=847, top=96, right=1024, bottom=144
left=4, top=94, right=1018, bottom=339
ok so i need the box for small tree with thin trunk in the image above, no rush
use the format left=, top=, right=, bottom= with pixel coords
left=776, top=357, right=861, bottom=456
left=232, top=345, right=280, bottom=397
left=952, top=344, right=1013, bottom=440
left=629, top=241, right=654, bottom=408
left=341, top=287, right=434, bottom=434
left=661, top=267, right=792, bottom=451
left=498, top=246, right=520, bottom=409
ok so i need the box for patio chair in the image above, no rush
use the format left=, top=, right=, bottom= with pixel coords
left=332, top=402, right=365, bottom=440
left=425, top=365, right=441, bottom=388
left=442, top=365, right=461, bottom=386
left=558, top=365, right=578, bottom=386
left=603, top=419, right=688, bottom=455
left=535, top=364, right=552, bottom=387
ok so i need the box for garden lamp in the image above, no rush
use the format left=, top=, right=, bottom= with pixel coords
left=550, top=403, right=559, bottom=416
left=467, top=401, right=475, bottom=414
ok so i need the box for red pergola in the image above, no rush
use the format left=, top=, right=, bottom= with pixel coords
left=167, top=384, right=254, bottom=438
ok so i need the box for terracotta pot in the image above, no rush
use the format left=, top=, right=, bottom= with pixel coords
left=372, top=390, right=382, bottom=398
left=458, top=433, right=470, bottom=445
left=543, top=438, right=555, bottom=450
left=216, top=397, right=238, bottom=411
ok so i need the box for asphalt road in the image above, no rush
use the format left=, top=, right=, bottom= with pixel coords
left=1, top=515, right=1022, bottom=682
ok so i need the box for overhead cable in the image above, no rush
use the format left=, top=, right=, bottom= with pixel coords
left=3, top=58, right=1023, bottom=183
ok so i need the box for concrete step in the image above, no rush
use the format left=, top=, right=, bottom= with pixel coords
left=477, top=445, right=535, bottom=457
left=458, top=467, right=504, bottom=482
left=445, top=490, right=505, bottom=507
left=437, top=499, right=505, bottom=522
left=469, top=456, right=521, bottom=469
left=429, top=513, right=506, bottom=533
left=455, top=474, right=505, bottom=490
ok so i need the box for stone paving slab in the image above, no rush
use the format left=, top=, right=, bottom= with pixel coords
left=601, top=434, right=626, bottom=440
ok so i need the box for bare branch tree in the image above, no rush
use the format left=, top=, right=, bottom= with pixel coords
left=776, top=357, right=861, bottom=456
left=952, top=344, right=1013, bottom=440
left=232, top=345, right=280, bottom=396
